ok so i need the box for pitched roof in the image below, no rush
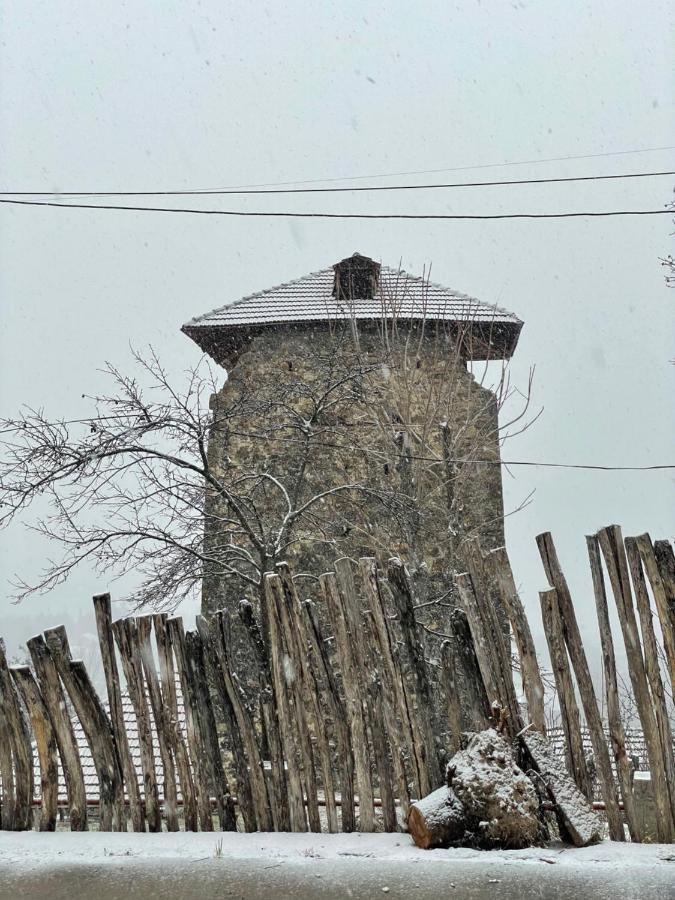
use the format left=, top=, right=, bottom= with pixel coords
left=182, top=258, right=523, bottom=365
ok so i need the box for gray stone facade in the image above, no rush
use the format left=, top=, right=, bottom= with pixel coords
left=201, top=320, right=507, bottom=619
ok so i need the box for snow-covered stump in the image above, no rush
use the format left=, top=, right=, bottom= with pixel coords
left=409, top=729, right=541, bottom=850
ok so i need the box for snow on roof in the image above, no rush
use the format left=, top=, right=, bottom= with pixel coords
left=182, top=259, right=523, bottom=365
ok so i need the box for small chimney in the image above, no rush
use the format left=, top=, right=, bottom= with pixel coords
left=332, top=253, right=380, bottom=300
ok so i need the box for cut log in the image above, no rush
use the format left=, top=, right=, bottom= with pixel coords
left=27, top=634, right=87, bottom=831
left=408, top=785, right=466, bottom=849
left=11, top=665, right=58, bottom=831
left=521, top=730, right=603, bottom=847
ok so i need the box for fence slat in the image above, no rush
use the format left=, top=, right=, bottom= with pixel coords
left=598, top=525, right=674, bottom=842
left=184, top=629, right=237, bottom=832
left=440, top=641, right=463, bottom=756
left=167, top=616, right=214, bottom=831
left=625, top=538, right=675, bottom=825
left=153, top=613, right=199, bottom=832
left=586, top=535, right=641, bottom=841
left=302, top=599, right=356, bottom=832
left=44, top=626, right=125, bottom=832
left=277, top=565, right=339, bottom=833
left=94, top=594, right=144, bottom=832
left=112, top=618, right=161, bottom=832
left=27, top=634, right=87, bottom=831
left=446, top=607, right=491, bottom=733
left=335, top=558, right=397, bottom=831
left=0, top=705, right=15, bottom=830
left=136, top=616, right=180, bottom=832
left=539, top=589, right=593, bottom=801
left=489, top=546, right=546, bottom=733
left=387, top=558, right=443, bottom=790
left=0, top=641, right=33, bottom=830
left=11, top=665, right=58, bottom=831
left=238, top=599, right=290, bottom=832
left=321, top=570, right=375, bottom=831
left=635, top=535, right=675, bottom=697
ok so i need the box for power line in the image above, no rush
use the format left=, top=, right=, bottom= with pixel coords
left=144, top=144, right=675, bottom=191
left=0, top=198, right=671, bottom=220
left=2, top=169, right=674, bottom=198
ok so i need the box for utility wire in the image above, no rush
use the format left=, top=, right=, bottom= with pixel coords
left=2, top=169, right=674, bottom=197
left=0, top=198, right=671, bottom=219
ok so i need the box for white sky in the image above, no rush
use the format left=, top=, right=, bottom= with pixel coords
left=0, top=1, right=673, bottom=690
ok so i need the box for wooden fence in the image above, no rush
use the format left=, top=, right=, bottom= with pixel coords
left=0, top=526, right=673, bottom=842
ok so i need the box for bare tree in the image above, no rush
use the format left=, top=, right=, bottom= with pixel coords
left=0, top=304, right=536, bottom=618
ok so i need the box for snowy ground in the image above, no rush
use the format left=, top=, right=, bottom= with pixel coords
left=1, top=832, right=673, bottom=899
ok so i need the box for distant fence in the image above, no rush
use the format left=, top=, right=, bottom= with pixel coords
left=0, top=526, right=673, bottom=843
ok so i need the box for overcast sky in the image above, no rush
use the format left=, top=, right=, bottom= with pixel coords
left=0, top=1, right=673, bottom=690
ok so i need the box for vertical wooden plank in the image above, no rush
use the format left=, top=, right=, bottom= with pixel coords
left=625, top=538, right=675, bottom=825
left=0, top=704, right=15, bottom=830
left=44, top=626, right=125, bottom=832
left=136, top=616, right=179, bottom=832
left=440, top=641, right=463, bottom=756
left=27, top=634, right=87, bottom=831
left=387, top=558, right=443, bottom=788
left=359, top=557, right=415, bottom=811
left=321, top=570, right=375, bottom=831
left=93, top=594, right=144, bottom=832
left=153, top=613, right=198, bottom=832
left=112, top=618, right=161, bottom=832
left=0, top=640, right=33, bottom=830
left=277, top=565, right=339, bottom=833
left=446, top=607, right=491, bottom=733
left=586, top=536, right=641, bottom=840
left=489, top=546, right=546, bottom=733
left=11, top=665, right=58, bottom=831
left=167, top=616, right=214, bottom=831
left=202, top=611, right=273, bottom=832
left=302, top=599, right=356, bottom=833
left=635, top=534, right=675, bottom=697
left=536, top=532, right=624, bottom=841
left=238, top=598, right=289, bottom=832
left=263, top=574, right=307, bottom=832
left=334, top=558, right=398, bottom=830
left=463, top=542, right=523, bottom=735
left=598, top=525, right=674, bottom=842
left=539, top=589, right=593, bottom=801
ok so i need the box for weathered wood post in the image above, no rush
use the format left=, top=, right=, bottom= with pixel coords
left=536, top=532, right=624, bottom=842
left=11, top=665, right=58, bottom=831
left=112, top=617, right=161, bottom=832
left=44, top=626, right=125, bottom=832
left=136, top=616, right=180, bottom=832
left=489, top=546, right=546, bottom=733
left=634, top=534, right=675, bottom=698
left=27, top=634, right=87, bottom=831
left=93, top=594, right=144, bottom=832
left=539, top=589, right=593, bottom=801
left=598, top=525, right=674, bottom=842
left=586, top=535, right=641, bottom=840
left=153, top=613, right=198, bottom=832
left=0, top=640, right=33, bottom=830
left=0, top=704, right=15, bottom=830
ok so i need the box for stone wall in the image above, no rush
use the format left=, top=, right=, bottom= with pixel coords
left=201, top=320, right=506, bottom=622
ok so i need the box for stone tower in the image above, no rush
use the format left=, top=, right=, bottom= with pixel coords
left=182, top=254, right=522, bottom=618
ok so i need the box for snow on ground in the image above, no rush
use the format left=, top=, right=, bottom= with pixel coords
left=1, top=830, right=673, bottom=869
